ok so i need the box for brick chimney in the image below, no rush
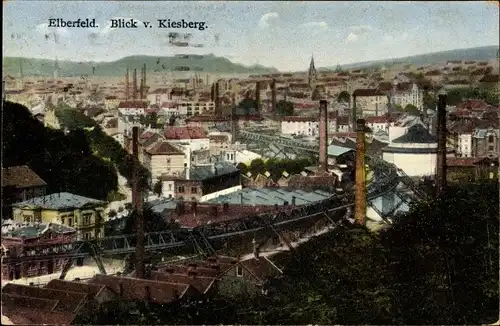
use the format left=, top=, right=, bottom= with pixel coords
left=435, top=91, right=448, bottom=196
left=132, top=126, right=145, bottom=278
left=125, top=69, right=130, bottom=100
left=132, top=69, right=138, bottom=100
left=255, top=81, right=261, bottom=112
left=318, top=100, right=328, bottom=172
left=354, top=119, right=367, bottom=225
left=271, top=79, right=277, bottom=113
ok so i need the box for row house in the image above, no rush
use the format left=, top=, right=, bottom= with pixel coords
left=117, top=100, right=148, bottom=116
left=185, top=115, right=230, bottom=131
left=143, top=141, right=186, bottom=182
left=352, top=88, right=389, bottom=117
left=1, top=222, right=77, bottom=280
left=209, top=133, right=232, bottom=156
left=280, top=115, right=338, bottom=136
left=147, top=88, right=187, bottom=105
left=177, top=101, right=216, bottom=117
left=447, top=120, right=476, bottom=158
left=364, top=115, right=395, bottom=133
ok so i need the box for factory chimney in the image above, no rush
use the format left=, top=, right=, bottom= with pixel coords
left=125, top=69, right=130, bottom=100
left=271, top=79, right=277, bottom=113
left=435, top=91, right=448, bottom=197
left=318, top=100, right=328, bottom=172
left=132, top=126, right=145, bottom=278
left=354, top=119, right=367, bottom=226
left=140, top=66, right=144, bottom=100
left=255, top=82, right=261, bottom=112
left=231, top=103, right=238, bottom=144
left=351, top=93, right=357, bottom=132
left=132, top=69, right=138, bottom=100
left=215, top=82, right=220, bottom=114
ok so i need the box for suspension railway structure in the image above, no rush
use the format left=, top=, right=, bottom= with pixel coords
left=2, top=132, right=430, bottom=279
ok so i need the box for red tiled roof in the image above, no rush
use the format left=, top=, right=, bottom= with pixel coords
left=146, top=141, right=184, bottom=155
left=282, top=116, right=316, bottom=122
left=164, top=126, right=206, bottom=140
left=353, top=88, right=385, bottom=97
left=2, top=293, right=59, bottom=310
left=156, top=264, right=221, bottom=278
left=238, top=257, right=282, bottom=283
left=2, top=283, right=88, bottom=313
left=118, top=101, right=148, bottom=109
left=89, top=274, right=197, bottom=304
left=2, top=165, right=47, bottom=189
left=365, top=115, right=391, bottom=124
left=45, top=279, right=110, bottom=299
left=186, top=115, right=229, bottom=123
left=1, top=305, right=76, bottom=325
left=149, top=272, right=217, bottom=294
left=447, top=157, right=478, bottom=167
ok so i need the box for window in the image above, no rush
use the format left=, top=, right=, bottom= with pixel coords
left=488, top=135, right=494, bottom=143
left=84, top=232, right=90, bottom=240
left=166, top=158, right=171, bottom=164
left=68, top=218, right=73, bottom=227
left=178, top=186, right=185, bottom=193
left=83, top=214, right=91, bottom=226
left=191, top=187, right=197, bottom=194
left=168, top=184, right=172, bottom=190
left=488, top=146, right=494, bottom=151
left=236, top=266, right=243, bottom=277
left=23, top=215, right=31, bottom=223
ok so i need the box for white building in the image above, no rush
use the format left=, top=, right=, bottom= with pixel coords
left=457, top=133, right=473, bottom=157
left=281, top=116, right=337, bottom=136
left=177, top=101, right=215, bottom=117
left=352, top=89, right=389, bottom=117
left=392, top=82, right=423, bottom=110
left=364, top=115, right=395, bottom=133
left=221, top=149, right=262, bottom=165
left=382, top=124, right=453, bottom=177
left=117, top=101, right=148, bottom=116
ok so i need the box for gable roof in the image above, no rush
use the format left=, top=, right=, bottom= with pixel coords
left=45, top=279, right=110, bottom=299
left=2, top=165, right=47, bottom=189
left=146, top=141, right=184, bottom=155
left=149, top=271, right=217, bottom=295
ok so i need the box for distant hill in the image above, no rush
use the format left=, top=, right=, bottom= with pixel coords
left=321, top=46, right=499, bottom=71
left=2, top=54, right=279, bottom=77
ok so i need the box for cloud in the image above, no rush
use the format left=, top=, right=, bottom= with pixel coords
left=301, top=21, right=329, bottom=30
left=349, top=25, right=373, bottom=34
left=258, top=12, right=279, bottom=28
left=36, top=23, right=70, bottom=38
left=346, top=33, right=359, bottom=43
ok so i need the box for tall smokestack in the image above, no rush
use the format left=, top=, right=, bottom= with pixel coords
left=255, top=82, right=261, bottom=112
left=352, top=93, right=357, bottom=132
left=271, top=79, right=277, bottom=113
left=435, top=91, right=448, bottom=197
left=319, top=100, right=328, bottom=172
left=354, top=119, right=367, bottom=225
left=215, top=82, right=220, bottom=114
left=143, top=64, right=147, bottom=97
left=132, top=69, right=138, bottom=100
left=132, top=126, right=145, bottom=278
left=231, top=103, right=238, bottom=143
left=125, top=69, right=130, bottom=100
left=140, top=67, right=144, bottom=100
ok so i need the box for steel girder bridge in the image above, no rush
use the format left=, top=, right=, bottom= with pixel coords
left=2, top=152, right=429, bottom=279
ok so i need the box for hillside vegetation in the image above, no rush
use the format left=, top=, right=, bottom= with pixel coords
left=2, top=54, right=278, bottom=77
left=325, top=45, right=499, bottom=70
left=2, top=101, right=118, bottom=200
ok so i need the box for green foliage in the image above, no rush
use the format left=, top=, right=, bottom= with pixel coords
left=2, top=101, right=117, bottom=200
left=337, top=91, right=350, bottom=103
left=55, top=105, right=95, bottom=129
left=153, top=179, right=163, bottom=196
left=107, top=191, right=127, bottom=202
left=238, top=98, right=258, bottom=115
left=404, top=104, right=420, bottom=115
left=394, top=104, right=404, bottom=111
left=139, top=112, right=158, bottom=127
left=275, top=100, right=294, bottom=116
left=423, top=92, right=436, bottom=110
left=445, top=87, right=499, bottom=106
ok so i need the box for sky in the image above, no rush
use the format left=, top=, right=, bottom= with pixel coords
left=3, top=1, right=499, bottom=72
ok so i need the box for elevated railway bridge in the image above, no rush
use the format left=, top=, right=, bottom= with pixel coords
left=2, top=140, right=430, bottom=278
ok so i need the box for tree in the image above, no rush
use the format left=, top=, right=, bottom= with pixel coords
left=337, top=91, right=350, bottom=103
left=236, top=162, right=249, bottom=175
left=423, top=92, right=436, bottom=110
left=249, top=158, right=266, bottom=176
left=108, top=209, right=117, bottom=217
left=275, top=100, right=294, bottom=116
left=153, top=179, right=163, bottom=197
left=404, top=104, right=420, bottom=115
left=238, top=98, right=258, bottom=115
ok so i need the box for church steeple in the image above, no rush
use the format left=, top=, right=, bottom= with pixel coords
left=308, top=55, right=317, bottom=90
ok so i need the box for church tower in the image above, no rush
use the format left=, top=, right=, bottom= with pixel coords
left=308, top=55, right=317, bottom=90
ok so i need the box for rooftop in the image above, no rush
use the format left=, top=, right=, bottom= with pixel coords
left=162, top=162, right=239, bottom=181
left=1, top=221, right=75, bottom=239
left=12, top=192, right=105, bottom=210
left=2, top=165, right=47, bottom=189
left=327, top=144, right=355, bottom=157
left=204, top=187, right=332, bottom=206
left=392, top=124, right=436, bottom=144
